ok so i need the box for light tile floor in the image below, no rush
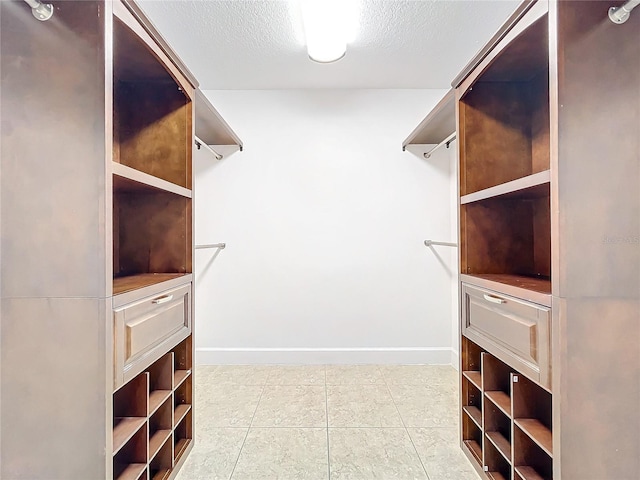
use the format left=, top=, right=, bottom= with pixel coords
left=176, top=365, right=481, bottom=480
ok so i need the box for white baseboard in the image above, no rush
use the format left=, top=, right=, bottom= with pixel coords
left=196, top=347, right=454, bottom=365
left=450, top=349, right=460, bottom=371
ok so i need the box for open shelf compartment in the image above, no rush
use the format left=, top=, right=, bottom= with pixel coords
left=113, top=16, right=192, bottom=190
left=113, top=190, right=192, bottom=295
left=512, top=374, right=552, bottom=458
left=458, top=15, right=549, bottom=197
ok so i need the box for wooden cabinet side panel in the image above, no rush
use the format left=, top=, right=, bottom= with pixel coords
left=0, top=0, right=109, bottom=299
left=554, top=0, right=640, bottom=299
left=0, top=298, right=111, bottom=479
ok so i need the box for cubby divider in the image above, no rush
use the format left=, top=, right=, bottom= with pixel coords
left=461, top=338, right=552, bottom=480
left=113, top=335, right=193, bottom=479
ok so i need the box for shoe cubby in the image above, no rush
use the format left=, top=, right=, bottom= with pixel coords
left=460, top=338, right=552, bottom=480
left=149, top=397, right=173, bottom=462
left=113, top=424, right=148, bottom=480
left=514, top=425, right=552, bottom=480
left=513, top=375, right=552, bottom=459
left=484, top=437, right=512, bottom=480
left=174, top=409, right=193, bottom=463
left=148, top=353, right=174, bottom=416
left=463, top=408, right=483, bottom=467
left=112, top=335, right=194, bottom=479
left=482, top=354, right=513, bottom=418
left=173, top=336, right=193, bottom=389
left=114, top=373, right=149, bottom=456
left=149, top=435, right=173, bottom=480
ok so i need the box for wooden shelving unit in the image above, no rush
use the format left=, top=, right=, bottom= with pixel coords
left=460, top=337, right=553, bottom=480
left=402, top=89, right=455, bottom=150
left=112, top=338, right=193, bottom=479
left=0, top=0, right=245, bottom=477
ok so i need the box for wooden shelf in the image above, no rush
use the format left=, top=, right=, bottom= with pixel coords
left=515, top=419, right=553, bottom=457
left=463, top=439, right=482, bottom=464
left=149, top=390, right=172, bottom=417
left=174, top=370, right=191, bottom=389
left=463, top=406, right=482, bottom=429
left=195, top=89, right=243, bottom=148
left=462, top=371, right=482, bottom=390
left=461, top=170, right=550, bottom=205
left=486, top=431, right=512, bottom=463
left=402, top=89, right=455, bottom=148
left=515, top=466, right=545, bottom=480
left=116, top=463, right=147, bottom=480
left=485, top=391, right=512, bottom=417
left=174, top=404, right=191, bottom=427
left=461, top=274, right=551, bottom=307
left=149, top=429, right=172, bottom=461
left=174, top=438, right=191, bottom=461
left=113, top=163, right=192, bottom=198
left=113, top=274, right=189, bottom=296
left=113, top=417, right=146, bottom=455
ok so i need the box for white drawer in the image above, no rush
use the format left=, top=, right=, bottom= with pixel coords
left=462, top=282, right=551, bottom=389
left=114, top=282, right=191, bottom=388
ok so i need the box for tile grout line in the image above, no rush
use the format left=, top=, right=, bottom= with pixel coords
left=325, top=365, right=331, bottom=480
left=228, top=377, right=268, bottom=480
left=382, top=370, right=432, bottom=480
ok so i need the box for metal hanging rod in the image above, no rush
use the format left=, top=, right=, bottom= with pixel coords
left=424, top=132, right=456, bottom=159
left=195, top=136, right=223, bottom=160
left=195, top=243, right=226, bottom=250
left=609, top=0, right=639, bottom=23
left=424, top=240, right=458, bottom=248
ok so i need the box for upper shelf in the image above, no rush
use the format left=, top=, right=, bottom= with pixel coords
left=461, top=170, right=549, bottom=205
left=195, top=89, right=243, bottom=150
left=402, top=89, right=455, bottom=150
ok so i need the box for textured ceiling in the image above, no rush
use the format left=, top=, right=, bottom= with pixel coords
left=136, top=0, right=520, bottom=89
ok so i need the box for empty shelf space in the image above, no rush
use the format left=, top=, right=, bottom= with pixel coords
left=486, top=431, right=512, bottom=463
left=151, top=469, right=171, bottom=480
left=463, top=406, right=482, bottom=428
left=463, top=371, right=482, bottom=390
left=113, top=163, right=192, bottom=198
left=487, top=473, right=507, bottom=480
left=174, top=404, right=191, bottom=427
left=485, top=391, right=512, bottom=417
left=114, top=274, right=189, bottom=295
left=149, top=430, right=172, bottom=461
left=174, top=438, right=191, bottom=461
left=463, top=439, right=482, bottom=464
left=115, top=463, right=147, bottom=480
left=174, top=369, right=191, bottom=389
left=461, top=170, right=550, bottom=204
left=149, top=390, right=172, bottom=416
left=113, top=418, right=146, bottom=455
left=515, top=419, right=553, bottom=457
left=515, top=466, right=545, bottom=480
left=461, top=274, right=551, bottom=306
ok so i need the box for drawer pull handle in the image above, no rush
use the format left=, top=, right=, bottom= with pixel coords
left=483, top=294, right=506, bottom=304
left=152, top=294, right=174, bottom=305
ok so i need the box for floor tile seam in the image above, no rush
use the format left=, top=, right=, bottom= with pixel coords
left=229, top=383, right=266, bottom=480
left=325, top=371, right=331, bottom=480
left=383, top=378, right=432, bottom=480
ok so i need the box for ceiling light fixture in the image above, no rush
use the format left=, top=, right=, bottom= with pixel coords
left=299, top=0, right=354, bottom=63
left=23, top=0, right=54, bottom=21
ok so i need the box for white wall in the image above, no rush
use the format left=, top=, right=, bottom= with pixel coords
left=194, top=89, right=457, bottom=365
